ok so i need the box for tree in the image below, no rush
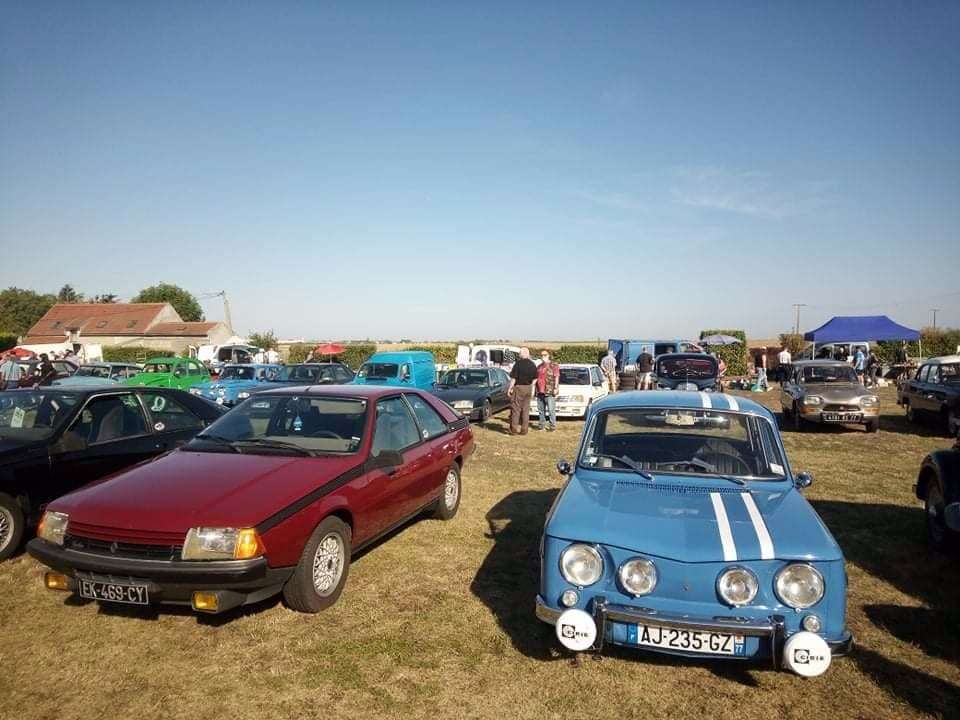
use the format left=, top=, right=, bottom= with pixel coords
left=131, top=283, right=204, bottom=321
left=248, top=330, right=278, bottom=351
left=91, top=293, right=119, bottom=304
left=778, top=333, right=804, bottom=355
left=0, top=287, right=57, bottom=335
left=57, top=284, right=83, bottom=303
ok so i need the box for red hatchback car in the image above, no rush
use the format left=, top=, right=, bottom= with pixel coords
left=27, top=385, right=473, bottom=614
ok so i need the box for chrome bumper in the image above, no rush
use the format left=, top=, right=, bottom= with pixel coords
left=536, top=595, right=852, bottom=665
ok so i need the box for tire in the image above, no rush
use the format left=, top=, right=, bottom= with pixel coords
left=946, top=409, right=959, bottom=438
left=792, top=403, right=803, bottom=431
left=0, top=493, right=25, bottom=562
left=866, top=418, right=879, bottom=434
left=479, top=400, right=492, bottom=424
left=433, top=463, right=461, bottom=521
left=924, top=485, right=958, bottom=553
left=905, top=401, right=916, bottom=423
left=282, top=516, right=351, bottom=613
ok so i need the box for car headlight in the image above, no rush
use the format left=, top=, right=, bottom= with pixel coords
left=559, top=543, right=603, bottom=586
left=182, top=527, right=264, bottom=560
left=37, top=511, right=69, bottom=546
left=618, top=557, right=657, bottom=596
left=717, top=566, right=759, bottom=606
left=189, top=388, right=202, bottom=395
left=803, top=395, right=823, bottom=406
left=860, top=395, right=879, bottom=408
left=237, top=391, right=250, bottom=399
left=775, top=563, right=824, bottom=609
left=451, top=400, right=475, bottom=410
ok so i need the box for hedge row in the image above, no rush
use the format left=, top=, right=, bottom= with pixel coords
left=875, top=328, right=960, bottom=364
left=405, top=345, right=459, bottom=364
left=699, top=329, right=748, bottom=376
left=0, top=334, right=16, bottom=352
left=287, top=343, right=378, bottom=369
left=102, top=346, right=178, bottom=363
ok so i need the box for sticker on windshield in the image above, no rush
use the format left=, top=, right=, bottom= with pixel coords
left=150, top=396, right=167, bottom=412
left=11, top=406, right=25, bottom=428
left=293, top=415, right=303, bottom=432
left=154, top=422, right=165, bottom=432
left=770, top=463, right=785, bottom=476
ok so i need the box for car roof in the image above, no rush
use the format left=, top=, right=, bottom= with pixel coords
left=592, top=389, right=773, bottom=418
left=366, top=351, right=434, bottom=362
left=252, top=384, right=415, bottom=400
left=792, top=359, right=854, bottom=367
left=926, top=355, right=960, bottom=365
left=144, top=356, right=192, bottom=363
left=656, top=353, right=714, bottom=360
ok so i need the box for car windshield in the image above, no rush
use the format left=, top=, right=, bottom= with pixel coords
left=219, top=366, right=255, bottom=381
left=75, top=366, right=111, bottom=378
left=802, top=365, right=858, bottom=383
left=560, top=368, right=591, bottom=385
left=580, top=408, right=787, bottom=480
left=358, top=362, right=398, bottom=379
left=939, top=363, right=960, bottom=382
left=0, top=390, right=80, bottom=442
left=192, top=395, right=367, bottom=454
left=439, top=370, right=488, bottom=386
left=143, top=363, right=172, bottom=374
left=656, top=356, right=717, bottom=379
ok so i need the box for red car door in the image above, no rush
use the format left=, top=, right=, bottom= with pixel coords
left=402, top=393, right=456, bottom=506
left=367, top=396, right=434, bottom=531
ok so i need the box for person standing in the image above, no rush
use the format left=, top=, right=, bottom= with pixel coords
left=853, top=346, right=866, bottom=385
left=0, top=353, right=19, bottom=391
left=535, top=351, right=560, bottom=431
left=600, top=350, right=618, bottom=392
left=507, top=348, right=538, bottom=435
left=37, top=353, right=57, bottom=386
left=637, top=348, right=654, bottom=390
left=777, top=346, right=792, bottom=384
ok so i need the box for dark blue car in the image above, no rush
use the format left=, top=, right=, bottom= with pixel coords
left=537, top=391, right=851, bottom=676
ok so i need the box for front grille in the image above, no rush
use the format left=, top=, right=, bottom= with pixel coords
left=823, top=404, right=860, bottom=412
left=64, top=534, right=182, bottom=561
left=615, top=480, right=744, bottom=495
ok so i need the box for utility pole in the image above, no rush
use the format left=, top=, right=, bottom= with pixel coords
left=792, top=304, right=807, bottom=336
left=931, top=308, right=939, bottom=330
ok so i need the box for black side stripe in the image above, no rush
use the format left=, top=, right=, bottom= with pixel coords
left=448, top=417, right=469, bottom=431
left=256, top=463, right=367, bottom=534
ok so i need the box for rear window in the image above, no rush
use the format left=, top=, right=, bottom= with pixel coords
left=358, top=363, right=399, bottom=379
left=656, top=356, right=717, bottom=379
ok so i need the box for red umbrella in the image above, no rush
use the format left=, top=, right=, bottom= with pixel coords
left=7, top=347, right=34, bottom=357
left=313, top=343, right=346, bottom=356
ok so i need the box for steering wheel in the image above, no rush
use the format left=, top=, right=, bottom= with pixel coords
left=309, top=430, right=342, bottom=439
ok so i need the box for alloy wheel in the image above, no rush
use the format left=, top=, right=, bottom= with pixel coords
left=312, top=532, right=345, bottom=597
left=0, top=507, right=11, bottom=553
left=444, top=468, right=460, bottom=510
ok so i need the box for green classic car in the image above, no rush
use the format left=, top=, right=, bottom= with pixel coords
left=124, top=357, right=210, bottom=391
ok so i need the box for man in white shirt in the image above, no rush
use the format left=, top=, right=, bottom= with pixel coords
left=777, top=347, right=792, bottom=383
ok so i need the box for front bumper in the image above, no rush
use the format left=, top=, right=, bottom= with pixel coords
left=27, top=538, right=293, bottom=612
left=536, top=595, right=852, bottom=667
left=800, top=407, right=879, bottom=425
left=529, top=402, right=589, bottom=418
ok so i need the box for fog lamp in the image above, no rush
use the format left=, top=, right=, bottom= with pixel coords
left=561, top=589, right=579, bottom=607
left=44, top=572, right=71, bottom=591
left=192, top=591, right=220, bottom=613
left=802, top=614, right=822, bottom=633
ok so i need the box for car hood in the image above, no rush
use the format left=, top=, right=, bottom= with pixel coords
left=546, top=470, right=842, bottom=562
left=803, top=383, right=868, bottom=401
left=53, top=377, right=119, bottom=386
left=432, top=386, right=488, bottom=402
left=127, top=374, right=172, bottom=387
left=49, top=450, right=365, bottom=533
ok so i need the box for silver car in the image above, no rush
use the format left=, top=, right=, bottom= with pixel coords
left=780, top=360, right=880, bottom=433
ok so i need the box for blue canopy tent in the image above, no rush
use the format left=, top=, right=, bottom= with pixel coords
left=803, top=315, right=922, bottom=359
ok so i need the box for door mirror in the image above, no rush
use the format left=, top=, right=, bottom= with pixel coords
left=795, top=471, right=813, bottom=489
left=173, top=368, right=184, bottom=377
left=369, top=449, right=403, bottom=471
left=943, top=502, right=960, bottom=532
left=557, top=459, right=573, bottom=476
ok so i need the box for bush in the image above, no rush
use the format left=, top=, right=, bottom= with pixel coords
left=288, top=342, right=378, bottom=369
left=405, top=344, right=458, bottom=364
left=286, top=343, right=312, bottom=364
left=876, top=327, right=960, bottom=363
left=778, top=333, right=804, bottom=355
left=0, top=333, right=17, bottom=352
left=699, top=329, right=748, bottom=376
left=102, top=346, right=177, bottom=363
left=552, top=344, right=607, bottom=364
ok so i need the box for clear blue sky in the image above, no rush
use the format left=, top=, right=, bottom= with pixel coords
left=2, top=1, right=958, bottom=340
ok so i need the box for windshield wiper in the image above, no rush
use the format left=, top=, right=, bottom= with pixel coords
left=235, top=438, right=316, bottom=456
left=588, top=453, right=654, bottom=480
left=192, top=433, right=242, bottom=453
left=654, top=458, right=745, bottom=485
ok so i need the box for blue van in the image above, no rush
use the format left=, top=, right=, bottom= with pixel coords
left=352, top=351, right=437, bottom=391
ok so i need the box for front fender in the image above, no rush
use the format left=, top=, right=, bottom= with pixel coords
left=917, top=449, right=960, bottom=503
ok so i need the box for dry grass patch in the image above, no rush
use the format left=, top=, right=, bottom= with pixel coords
left=2, top=387, right=958, bottom=719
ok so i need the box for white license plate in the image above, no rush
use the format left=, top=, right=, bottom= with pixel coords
left=823, top=412, right=861, bottom=422
left=628, top=623, right=746, bottom=656
left=78, top=579, right=149, bottom=605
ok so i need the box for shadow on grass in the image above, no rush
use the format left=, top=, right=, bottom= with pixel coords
left=851, top=645, right=960, bottom=717
left=863, top=604, right=960, bottom=664
left=470, top=488, right=559, bottom=661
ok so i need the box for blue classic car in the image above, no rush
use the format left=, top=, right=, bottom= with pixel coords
left=537, top=391, right=851, bottom=677
left=52, top=363, right=142, bottom=386
left=188, top=363, right=281, bottom=407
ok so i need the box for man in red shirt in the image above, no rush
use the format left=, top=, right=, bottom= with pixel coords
left=535, top=350, right=560, bottom=431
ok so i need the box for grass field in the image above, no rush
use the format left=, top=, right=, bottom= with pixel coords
left=2, top=387, right=958, bottom=720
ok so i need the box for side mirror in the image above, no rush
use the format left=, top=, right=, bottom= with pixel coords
left=795, top=471, right=813, bottom=489
left=557, top=459, right=573, bottom=476
left=368, top=449, right=403, bottom=472
left=944, top=502, right=960, bottom=532
left=173, top=368, right=183, bottom=377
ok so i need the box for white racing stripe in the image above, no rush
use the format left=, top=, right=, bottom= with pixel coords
left=742, top=493, right=775, bottom=559
left=699, top=392, right=712, bottom=409
left=725, top=394, right=739, bottom=411
left=710, top=493, right=737, bottom=561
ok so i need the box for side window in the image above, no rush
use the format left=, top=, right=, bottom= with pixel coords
left=336, top=367, right=353, bottom=382
left=188, top=361, right=203, bottom=376
left=68, top=394, right=148, bottom=444
left=141, top=392, right=205, bottom=432
left=371, top=397, right=420, bottom=455
left=405, top=394, right=448, bottom=440
left=928, top=366, right=940, bottom=385
left=497, top=369, right=510, bottom=386
left=399, top=363, right=412, bottom=382
left=918, top=366, right=930, bottom=383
